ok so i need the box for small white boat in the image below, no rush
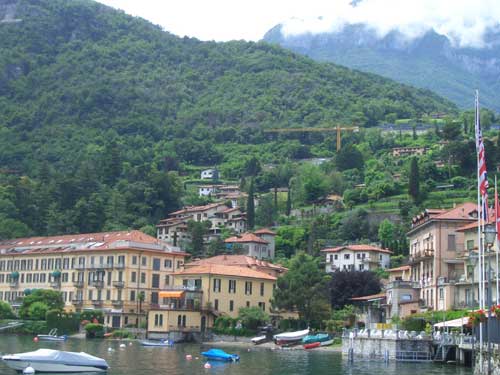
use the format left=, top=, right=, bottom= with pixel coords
left=140, top=339, right=173, bottom=347
left=273, top=329, right=310, bottom=343
left=37, top=328, right=68, bottom=342
left=251, top=335, right=267, bottom=345
left=2, top=349, right=109, bottom=373
left=320, top=339, right=334, bottom=346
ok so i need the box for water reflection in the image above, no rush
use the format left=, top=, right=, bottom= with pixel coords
left=0, top=335, right=472, bottom=375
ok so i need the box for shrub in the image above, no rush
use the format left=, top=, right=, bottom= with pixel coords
left=0, top=301, right=15, bottom=319
left=19, top=289, right=63, bottom=319
left=238, top=307, right=269, bottom=331
left=28, top=302, right=49, bottom=321
left=80, top=310, right=104, bottom=324
left=46, top=310, right=80, bottom=334
left=85, top=323, right=105, bottom=338
left=111, top=329, right=133, bottom=339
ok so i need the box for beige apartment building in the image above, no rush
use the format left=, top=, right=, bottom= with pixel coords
left=408, top=202, right=477, bottom=310
left=0, top=230, right=187, bottom=328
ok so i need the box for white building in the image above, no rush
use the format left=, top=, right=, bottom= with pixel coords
left=321, top=244, right=392, bottom=273
left=200, top=169, right=219, bottom=179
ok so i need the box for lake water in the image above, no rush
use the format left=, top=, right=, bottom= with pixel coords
left=0, top=335, right=473, bottom=375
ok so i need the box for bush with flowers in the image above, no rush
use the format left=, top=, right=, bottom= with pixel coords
left=491, top=304, right=500, bottom=319
left=469, top=309, right=487, bottom=326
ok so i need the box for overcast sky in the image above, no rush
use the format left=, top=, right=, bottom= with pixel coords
left=98, top=0, right=500, bottom=48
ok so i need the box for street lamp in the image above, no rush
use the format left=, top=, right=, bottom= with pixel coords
left=467, top=252, right=478, bottom=308
left=483, top=223, right=497, bottom=375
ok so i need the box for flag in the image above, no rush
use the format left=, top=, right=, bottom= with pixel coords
left=475, top=91, right=489, bottom=219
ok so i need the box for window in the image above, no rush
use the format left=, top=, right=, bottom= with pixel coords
left=359, top=264, right=364, bottom=271
left=260, top=283, right=264, bottom=296
left=142, top=257, right=147, bottom=266
left=153, top=258, right=160, bottom=271
left=214, top=299, right=219, bottom=310
left=439, top=287, right=444, bottom=300
left=164, top=259, right=172, bottom=268
left=258, top=302, right=266, bottom=311
left=141, top=273, right=146, bottom=284
left=467, top=240, right=475, bottom=251
left=118, top=255, right=125, bottom=267
left=329, top=254, right=333, bottom=262
left=177, top=261, right=183, bottom=269
left=130, top=291, right=136, bottom=301
left=228, top=280, right=236, bottom=293
left=164, top=275, right=170, bottom=286
left=131, top=272, right=136, bottom=283
left=132, top=256, right=137, bottom=265
left=151, top=292, right=158, bottom=304
left=229, top=300, right=234, bottom=312
left=246, top=301, right=250, bottom=307
left=152, top=274, right=160, bottom=288
left=356, top=253, right=361, bottom=259
left=213, top=278, right=221, bottom=292
left=448, top=234, right=456, bottom=251
left=245, top=281, right=252, bottom=295
left=344, top=254, right=350, bottom=260
left=334, top=254, right=338, bottom=260
left=106, top=290, right=111, bottom=300
left=107, top=256, right=114, bottom=267
left=107, top=272, right=112, bottom=286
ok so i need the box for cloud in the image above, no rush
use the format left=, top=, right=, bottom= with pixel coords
left=281, top=0, right=500, bottom=48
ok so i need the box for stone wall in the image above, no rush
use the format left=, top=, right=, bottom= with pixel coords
left=342, top=335, right=433, bottom=360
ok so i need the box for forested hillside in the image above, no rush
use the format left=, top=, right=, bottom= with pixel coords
left=0, top=0, right=456, bottom=239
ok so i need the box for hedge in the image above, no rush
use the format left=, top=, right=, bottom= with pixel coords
left=84, top=323, right=105, bottom=338
left=46, top=310, right=80, bottom=334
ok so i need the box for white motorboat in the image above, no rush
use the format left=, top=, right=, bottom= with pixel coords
left=37, top=328, right=68, bottom=342
left=251, top=335, right=267, bottom=345
left=273, top=328, right=310, bottom=344
left=1, top=349, right=109, bottom=373
left=320, top=339, right=334, bottom=346
left=140, top=339, right=173, bottom=347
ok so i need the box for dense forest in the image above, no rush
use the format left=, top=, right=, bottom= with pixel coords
left=0, top=0, right=475, bottom=242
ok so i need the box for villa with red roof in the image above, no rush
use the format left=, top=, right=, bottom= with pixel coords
left=224, top=228, right=276, bottom=259
left=321, top=244, right=392, bottom=273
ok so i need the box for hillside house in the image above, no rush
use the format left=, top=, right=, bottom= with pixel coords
left=200, top=169, right=219, bottom=179
left=321, top=244, right=391, bottom=273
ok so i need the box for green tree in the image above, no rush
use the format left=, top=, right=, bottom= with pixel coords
left=378, top=219, right=394, bottom=249
left=272, top=252, right=330, bottom=324
left=187, top=220, right=211, bottom=256
left=408, top=157, right=420, bottom=202
left=335, top=145, right=364, bottom=171
left=329, top=271, right=381, bottom=309
left=0, top=300, right=14, bottom=319
left=28, top=301, right=49, bottom=321
left=238, top=306, right=269, bottom=330
left=20, top=289, right=64, bottom=319
left=247, top=179, right=255, bottom=230
left=256, top=194, right=275, bottom=227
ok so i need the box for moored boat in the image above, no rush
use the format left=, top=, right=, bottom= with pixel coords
left=1, top=349, right=109, bottom=373
left=201, top=348, right=240, bottom=362
left=251, top=335, right=267, bottom=345
left=37, top=328, right=68, bottom=342
left=320, top=338, right=334, bottom=346
left=273, top=328, right=309, bottom=345
left=140, top=339, right=173, bottom=347
left=302, top=333, right=330, bottom=344
left=303, top=342, right=321, bottom=349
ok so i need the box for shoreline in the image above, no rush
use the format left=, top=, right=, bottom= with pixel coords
left=202, top=340, right=342, bottom=352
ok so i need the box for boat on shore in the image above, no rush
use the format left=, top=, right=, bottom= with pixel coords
left=250, top=335, right=267, bottom=345
left=320, top=339, right=334, bottom=346
left=302, top=333, right=330, bottom=345
left=1, top=349, right=109, bottom=373
left=201, top=348, right=240, bottom=362
left=36, top=328, right=68, bottom=342
left=273, top=329, right=309, bottom=345
left=303, top=342, right=321, bottom=349
left=140, top=339, right=173, bottom=347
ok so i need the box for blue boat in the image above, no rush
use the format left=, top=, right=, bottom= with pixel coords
left=302, top=333, right=330, bottom=344
left=201, top=348, right=240, bottom=362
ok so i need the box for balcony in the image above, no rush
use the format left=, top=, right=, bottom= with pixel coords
left=90, top=280, right=104, bottom=288
left=73, top=281, right=84, bottom=288
left=74, top=264, right=86, bottom=270
left=386, top=280, right=421, bottom=290
left=112, top=300, right=124, bottom=308
left=72, top=299, right=83, bottom=306
left=113, top=281, right=125, bottom=288
left=9, top=281, right=19, bottom=288
left=50, top=281, right=61, bottom=289
left=115, top=263, right=125, bottom=269
left=361, top=256, right=380, bottom=264
left=166, top=324, right=201, bottom=333
left=88, top=263, right=111, bottom=270
left=92, top=300, right=103, bottom=307
left=409, top=249, right=435, bottom=264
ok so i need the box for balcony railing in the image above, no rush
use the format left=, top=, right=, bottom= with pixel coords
left=72, top=299, right=83, bottom=306
left=409, top=249, right=435, bottom=263
left=74, top=264, right=86, bottom=270
left=113, top=281, right=125, bottom=288
left=50, top=281, right=61, bottom=289
left=73, top=281, right=84, bottom=288
left=386, top=280, right=421, bottom=290
left=115, top=263, right=125, bottom=269
left=9, top=281, right=19, bottom=288
left=88, top=263, right=113, bottom=269
left=90, top=280, right=104, bottom=288
left=112, top=300, right=123, bottom=307
left=361, top=257, right=380, bottom=264
left=92, top=300, right=103, bottom=307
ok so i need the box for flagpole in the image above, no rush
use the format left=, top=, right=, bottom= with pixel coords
left=475, top=89, right=484, bottom=372
left=496, top=176, right=499, bottom=305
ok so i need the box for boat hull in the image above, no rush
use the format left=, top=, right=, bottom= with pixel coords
left=2, top=359, right=107, bottom=373
left=140, top=340, right=172, bottom=347
left=303, top=342, right=321, bottom=349
left=273, top=329, right=309, bottom=343
left=320, top=339, right=334, bottom=346
left=36, top=335, right=67, bottom=342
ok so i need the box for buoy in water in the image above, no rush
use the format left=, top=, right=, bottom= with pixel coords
left=185, top=354, right=192, bottom=360
left=33, top=337, right=39, bottom=343
left=129, top=342, right=133, bottom=346
left=204, top=362, right=211, bottom=369
left=23, top=366, right=35, bottom=374
left=108, top=347, right=114, bottom=352
left=119, top=343, right=126, bottom=348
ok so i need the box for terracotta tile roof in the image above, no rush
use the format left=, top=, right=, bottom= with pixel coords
left=411, top=202, right=478, bottom=228
left=388, top=265, right=411, bottom=272
left=186, top=255, right=287, bottom=272
left=174, top=264, right=277, bottom=280
left=169, top=202, right=227, bottom=216
left=321, top=244, right=392, bottom=254
left=350, top=292, right=386, bottom=301
left=254, top=228, right=276, bottom=236
left=0, top=230, right=187, bottom=256
left=225, top=233, right=269, bottom=244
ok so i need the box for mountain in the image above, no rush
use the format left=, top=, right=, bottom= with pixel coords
left=263, top=23, right=500, bottom=111
left=0, top=0, right=457, bottom=238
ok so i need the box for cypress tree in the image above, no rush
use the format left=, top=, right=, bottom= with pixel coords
left=409, top=157, right=420, bottom=203
left=247, top=179, right=255, bottom=230
left=286, top=187, right=292, bottom=216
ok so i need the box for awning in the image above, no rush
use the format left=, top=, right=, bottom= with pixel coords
left=433, top=317, right=469, bottom=328
left=159, top=291, right=185, bottom=298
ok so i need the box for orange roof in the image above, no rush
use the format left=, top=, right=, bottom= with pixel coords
left=321, top=244, right=392, bottom=254
left=0, top=230, right=187, bottom=256
left=186, top=255, right=287, bottom=273
left=254, top=228, right=276, bottom=236
left=388, top=265, right=411, bottom=272
left=169, top=202, right=227, bottom=216
left=350, top=292, right=386, bottom=301
left=411, top=202, right=477, bottom=229
left=225, top=233, right=269, bottom=244
left=175, top=264, right=277, bottom=280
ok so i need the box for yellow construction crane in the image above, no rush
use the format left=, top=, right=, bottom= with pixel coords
left=263, top=125, right=359, bottom=151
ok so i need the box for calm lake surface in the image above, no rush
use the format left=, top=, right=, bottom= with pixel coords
left=0, top=334, right=473, bottom=375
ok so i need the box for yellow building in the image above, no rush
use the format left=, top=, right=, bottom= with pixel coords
left=0, top=230, right=187, bottom=328
left=147, top=263, right=277, bottom=339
